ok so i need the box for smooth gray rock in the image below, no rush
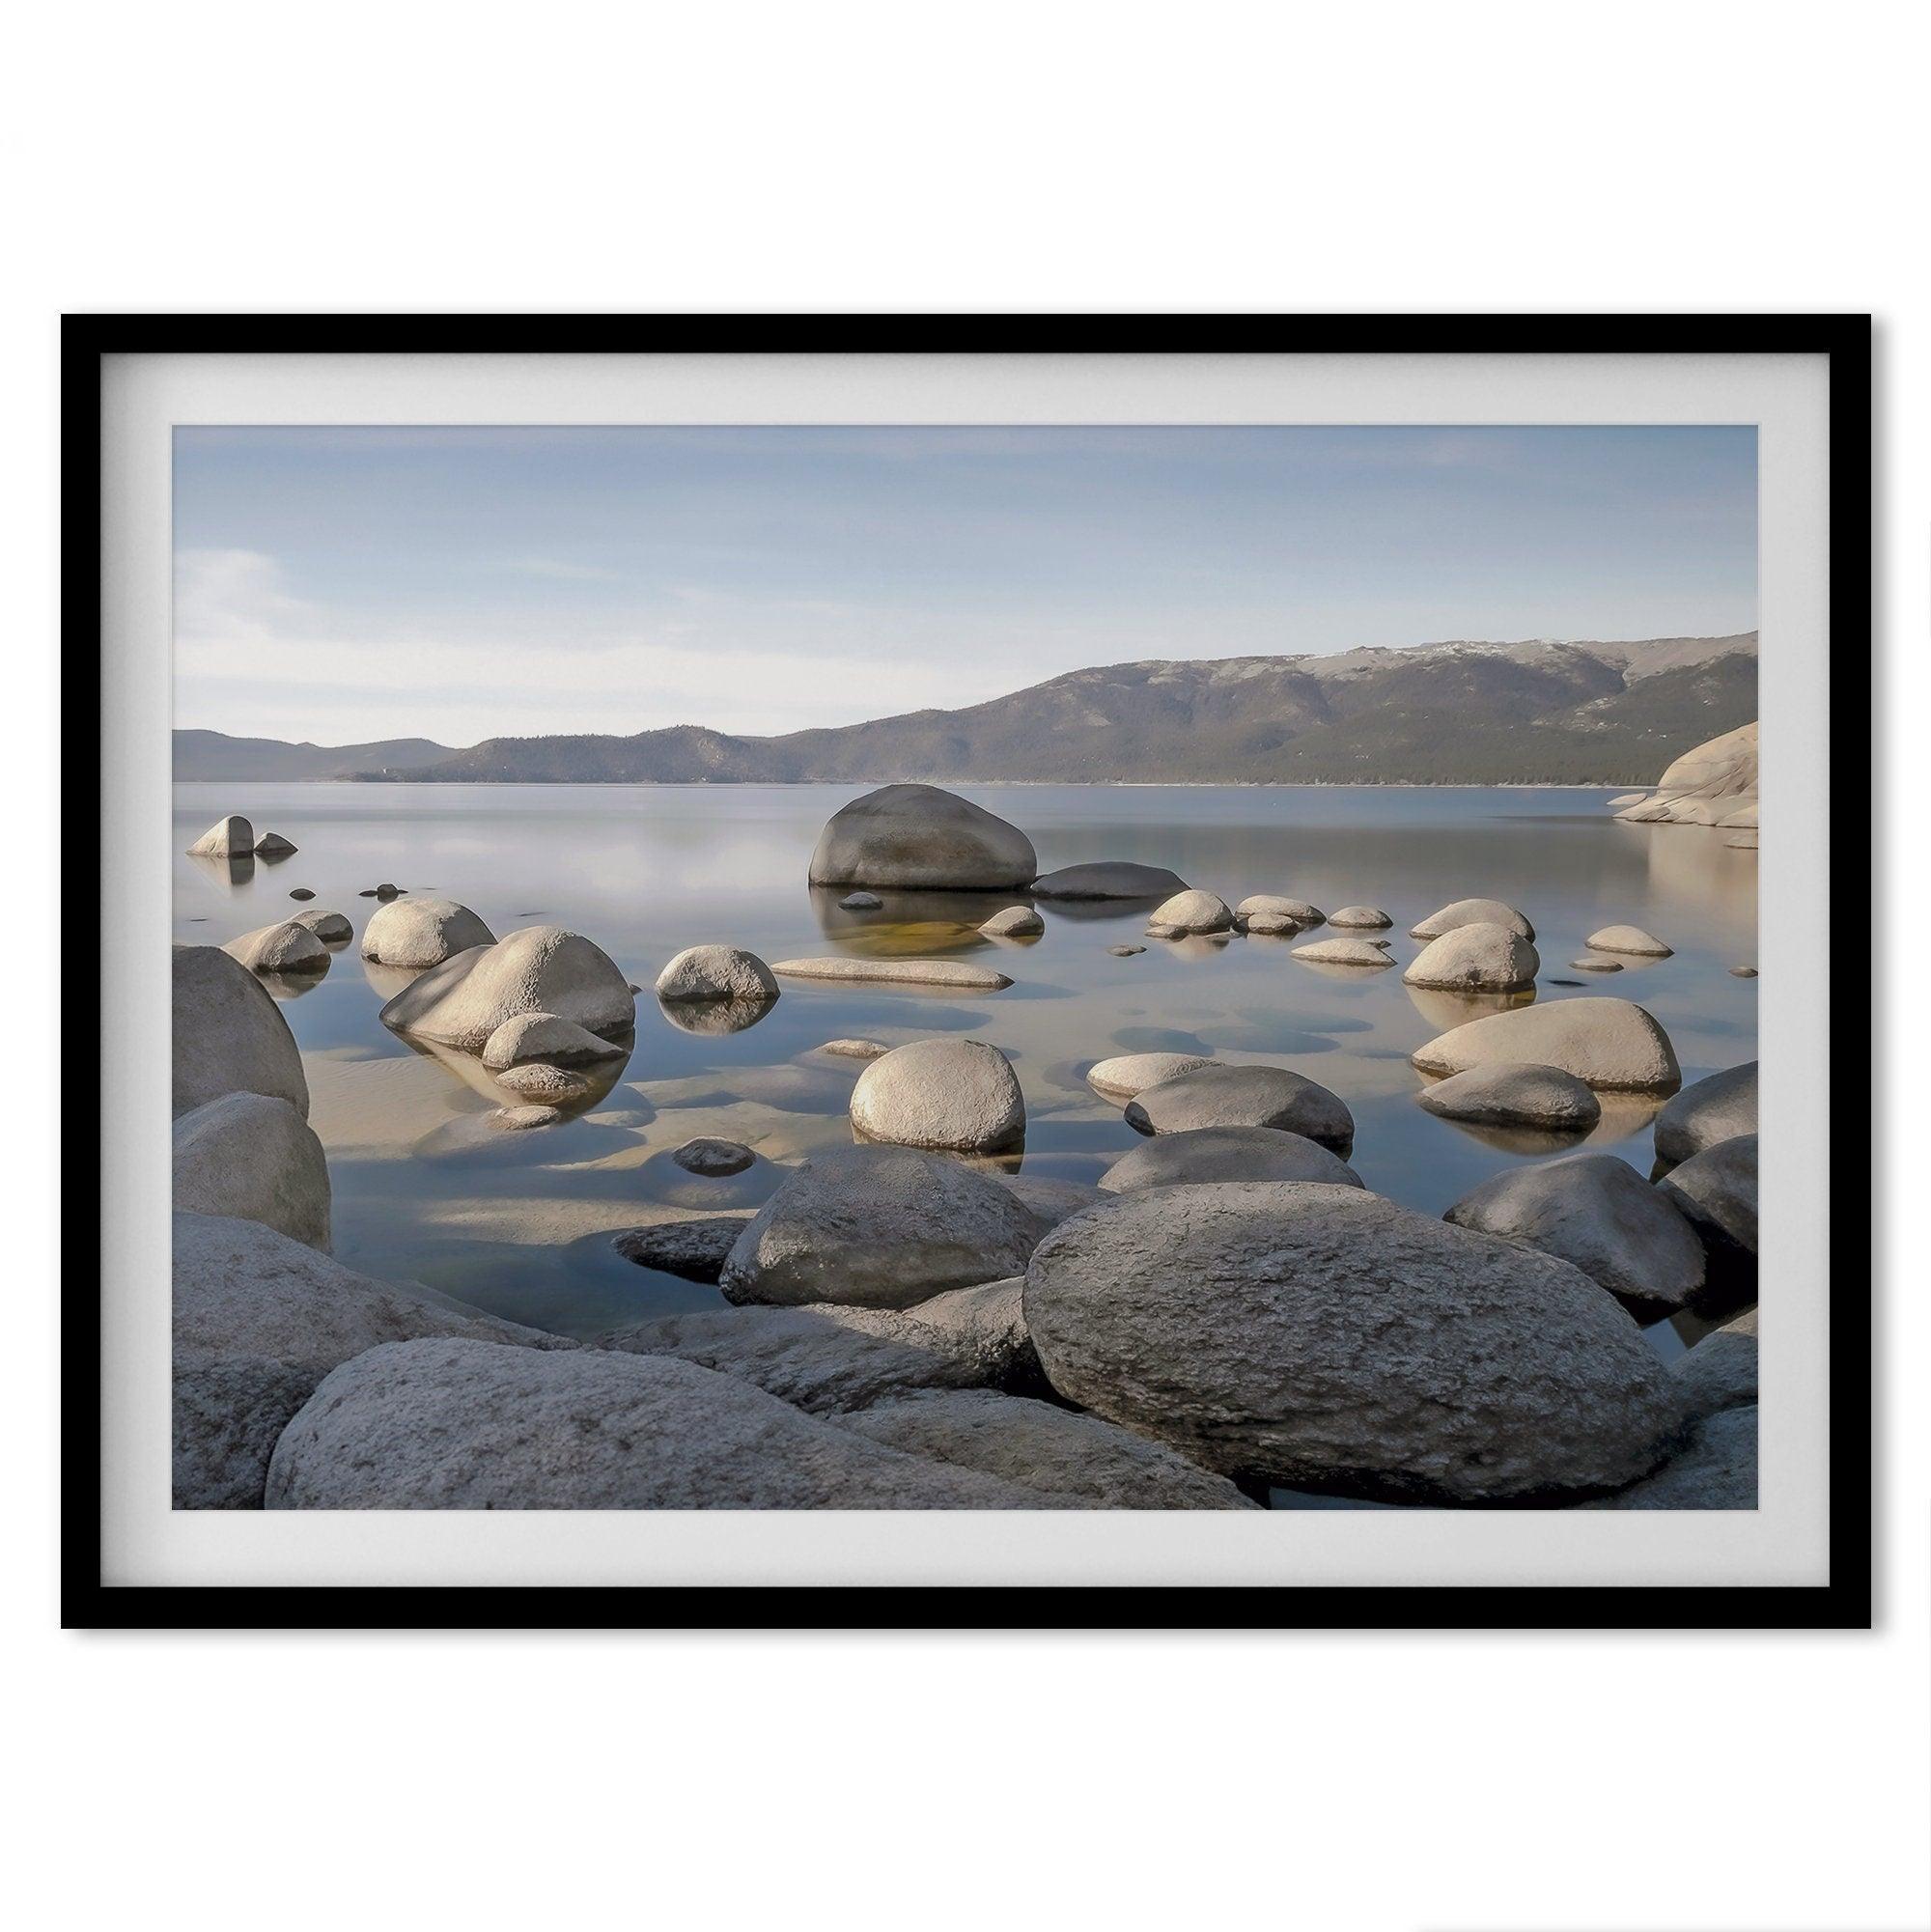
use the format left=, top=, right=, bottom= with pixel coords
left=1671, top=1311, right=1758, bottom=1424
left=490, top=1104, right=564, bottom=1131
left=378, top=925, right=636, bottom=1050
left=1569, top=957, right=1623, bottom=972
left=172, top=943, right=309, bottom=1120
left=654, top=943, right=780, bottom=1004
left=1238, top=894, right=1323, bottom=926
left=1099, top=1125, right=1362, bottom=1193
left=613, top=1215, right=754, bottom=1282
left=289, top=908, right=352, bottom=943
left=808, top=783, right=1037, bottom=890
left=839, top=891, right=883, bottom=910
left=491, top=1060, right=598, bottom=1104
left=1032, top=860, right=1188, bottom=900
left=719, top=1145, right=1051, bottom=1310
left=1290, top=937, right=1393, bottom=967
left=1416, top=1064, right=1602, bottom=1132
left=672, top=1136, right=756, bottom=1177
left=360, top=896, right=496, bottom=968
left=1412, top=995, right=1681, bottom=1093
left=996, top=1175, right=1105, bottom=1230
left=252, top=831, right=298, bottom=857
left=288, top=888, right=316, bottom=901
left=481, top=1010, right=629, bottom=1071
left=1023, top=1183, right=1680, bottom=1503
left=1084, top=1050, right=1217, bottom=1102
left=835, top=1389, right=1257, bottom=1509
left=1443, top=1153, right=1706, bottom=1319
left=1730, top=966, right=1759, bottom=978
left=1585, top=1406, right=1756, bottom=1509
left=1585, top=923, right=1673, bottom=957
left=1410, top=896, right=1535, bottom=941
left=1328, top=905, right=1393, bottom=929
left=1654, top=1061, right=1758, bottom=1166
left=1658, top=1134, right=1758, bottom=1258
left=173, top=1210, right=557, bottom=1509
left=817, top=1037, right=891, bottom=1059
left=771, top=955, right=1012, bottom=991
left=223, top=920, right=330, bottom=974
left=1106, top=944, right=1145, bottom=957
left=1145, top=888, right=1235, bottom=936
left=186, top=814, right=254, bottom=857
left=172, top=1092, right=332, bottom=1251
left=1124, top=1063, right=1355, bottom=1154
left=979, top=905, right=1044, bottom=938
left=265, top=1338, right=1057, bottom=1509
left=850, top=1038, right=1025, bottom=1152
left=1403, top=922, right=1540, bottom=992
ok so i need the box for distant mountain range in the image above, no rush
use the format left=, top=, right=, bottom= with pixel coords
left=175, top=631, right=1757, bottom=787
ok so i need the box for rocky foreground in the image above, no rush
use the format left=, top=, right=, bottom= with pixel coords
left=174, top=781, right=1762, bottom=1512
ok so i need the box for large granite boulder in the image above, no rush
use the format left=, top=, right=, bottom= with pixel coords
left=1654, top=1061, right=1758, bottom=1166
left=172, top=943, right=309, bottom=1120
left=613, top=1215, right=755, bottom=1283
left=265, top=1338, right=1058, bottom=1509
left=172, top=1092, right=332, bottom=1250
left=1443, top=1153, right=1706, bottom=1319
left=360, top=896, right=497, bottom=968
left=1412, top=995, right=1681, bottom=1093
left=1584, top=1406, right=1756, bottom=1508
left=850, top=1038, right=1025, bottom=1153
left=718, top=1145, right=1052, bottom=1310
left=1403, top=922, right=1540, bottom=992
left=185, top=814, right=254, bottom=856
left=808, top=783, right=1037, bottom=890
left=1098, top=1125, right=1362, bottom=1193
left=172, top=1211, right=558, bottom=1508
left=1085, top=1050, right=1216, bottom=1102
left=1416, top=1064, right=1601, bottom=1132
left=1657, top=1134, right=1758, bottom=1259
left=654, top=944, right=780, bottom=1004
left=378, top=925, right=636, bottom=1050
left=1032, top=860, right=1188, bottom=900
left=1023, top=1183, right=1681, bottom=1502
left=222, top=920, right=330, bottom=975
left=1123, top=1063, right=1355, bottom=1154
left=1615, top=721, right=1758, bottom=827
left=1671, top=1309, right=1758, bottom=1424
left=834, top=1389, right=1257, bottom=1508
left=1146, top=888, right=1235, bottom=936
left=1410, top=897, right=1535, bottom=941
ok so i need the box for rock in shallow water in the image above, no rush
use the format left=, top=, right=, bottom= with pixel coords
left=1084, top=1050, right=1216, bottom=1102
left=654, top=943, right=780, bottom=1004
left=979, top=905, right=1044, bottom=938
left=1023, top=1183, right=1681, bottom=1503
left=850, top=1038, right=1025, bottom=1152
left=1238, top=894, right=1323, bottom=926
left=672, top=1136, right=756, bottom=1177
left=1099, top=1125, right=1361, bottom=1192
left=1415, top=1063, right=1601, bottom=1132
left=613, top=1215, right=753, bottom=1282
left=186, top=814, right=254, bottom=857
left=173, top=943, right=310, bottom=1121
left=772, top=955, right=1013, bottom=991
left=1403, top=921, right=1540, bottom=992
left=1032, top=860, right=1188, bottom=900
left=1145, top=888, right=1235, bottom=936
left=1412, top=995, right=1680, bottom=1094
left=1290, top=937, right=1393, bottom=968
left=1411, top=896, right=1534, bottom=941
left=172, top=1091, right=332, bottom=1251
left=1124, top=1063, right=1355, bottom=1154
left=1654, top=1061, right=1757, bottom=1167
left=1328, top=905, right=1392, bottom=929
left=289, top=908, right=352, bottom=943
left=361, top=896, right=497, bottom=968
left=378, top=926, right=636, bottom=1050
left=1443, top=1152, right=1706, bottom=1319
left=1585, top=923, right=1672, bottom=957
left=482, top=1009, right=629, bottom=1071
left=808, top=783, right=1037, bottom=891
left=817, top=1036, right=891, bottom=1060
left=1106, top=944, right=1145, bottom=958
left=838, top=890, right=883, bottom=910
left=223, top=920, right=331, bottom=975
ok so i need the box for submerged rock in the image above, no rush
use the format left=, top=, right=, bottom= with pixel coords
left=808, top=783, right=1037, bottom=891
left=1654, top=1061, right=1757, bottom=1166
left=1729, top=966, right=1759, bottom=978
left=1106, top=944, right=1145, bottom=957
left=1290, top=937, right=1394, bottom=968
left=172, top=1092, right=332, bottom=1251
left=817, top=1037, right=891, bottom=1060
left=489, top=1104, right=564, bottom=1131
left=1032, top=860, right=1188, bottom=900
left=838, top=890, right=883, bottom=910
left=1084, top=1050, right=1216, bottom=1102
left=1410, top=896, right=1535, bottom=941
left=1099, top=1125, right=1361, bottom=1193
left=1024, top=1183, right=1680, bottom=1503
left=173, top=944, right=310, bottom=1119
left=1145, top=888, right=1235, bottom=936
left=1416, top=1063, right=1602, bottom=1132
left=361, top=896, right=496, bottom=968
left=265, top=1338, right=1057, bottom=1510
left=850, top=1038, right=1025, bottom=1153
left=1569, top=957, right=1623, bottom=972
left=481, top=1010, right=630, bottom=1071
left=771, top=955, right=1012, bottom=991
left=1443, top=1152, right=1706, bottom=1319
left=1124, top=1063, right=1354, bottom=1153
left=1328, top=906, right=1392, bottom=929
left=492, top=1061, right=598, bottom=1104
left=671, top=1136, right=756, bottom=1177
left=654, top=943, right=780, bottom=1004
left=613, top=1215, right=754, bottom=1283
left=186, top=814, right=254, bottom=857
left=1412, top=995, right=1680, bottom=1093
left=378, top=925, right=636, bottom=1050
left=289, top=908, right=352, bottom=943
left=1403, top=922, right=1540, bottom=992
left=1584, top=924, right=1672, bottom=957
left=979, top=905, right=1044, bottom=938
left=223, top=920, right=330, bottom=975
left=719, top=1145, right=1050, bottom=1310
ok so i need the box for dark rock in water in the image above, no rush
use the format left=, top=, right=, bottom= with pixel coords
left=357, top=888, right=378, bottom=898
left=839, top=890, right=883, bottom=910
left=672, top=1136, right=756, bottom=1177
left=374, top=882, right=404, bottom=900
left=613, top=1216, right=753, bottom=1283
left=1729, top=966, right=1759, bottom=978
left=1124, top=1063, right=1355, bottom=1154
left=1547, top=977, right=1582, bottom=987
left=289, top=887, right=316, bottom=902
left=253, top=831, right=298, bottom=859
left=808, top=782, right=1036, bottom=890
left=1031, top=860, right=1188, bottom=901
left=1099, top=1125, right=1362, bottom=1193
left=490, top=1104, right=565, bottom=1131
left=1107, top=944, right=1145, bottom=957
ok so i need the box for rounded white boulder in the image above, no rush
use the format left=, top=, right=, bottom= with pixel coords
left=1402, top=921, right=1540, bottom=992
left=851, top=1038, right=1025, bottom=1153
left=1410, top=896, right=1535, bottom=941
left=654, top=944, right=780, bottom=1004
left=360, top=896, right=497, bottom=968
left=378, top=925, right=637, bottom=1051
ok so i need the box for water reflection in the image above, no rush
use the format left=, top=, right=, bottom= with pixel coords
left=656, top=991, right=779, bottom=1035
left=185, top=852, right=255, bottom=889
left=1403, top=983, right=1535, bottom=1034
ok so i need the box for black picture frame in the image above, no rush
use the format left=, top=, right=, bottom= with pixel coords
left=65, top=314, right=1873, bottom=1631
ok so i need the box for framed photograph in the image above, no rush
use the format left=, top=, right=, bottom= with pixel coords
left=69, top=316, right=1869, bottom=1627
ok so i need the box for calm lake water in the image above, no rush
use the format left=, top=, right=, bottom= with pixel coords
left=174, top=782, right=1758, bottom=1375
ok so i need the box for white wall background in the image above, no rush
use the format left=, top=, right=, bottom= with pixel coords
left=9, top=4, right=1921, bottom=1927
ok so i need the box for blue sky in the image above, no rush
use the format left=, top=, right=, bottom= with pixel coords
left=173, top=426, right=1758, bottom=745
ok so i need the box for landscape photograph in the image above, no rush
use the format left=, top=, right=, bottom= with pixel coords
left=170, top=424, right=1762, bottom=1515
